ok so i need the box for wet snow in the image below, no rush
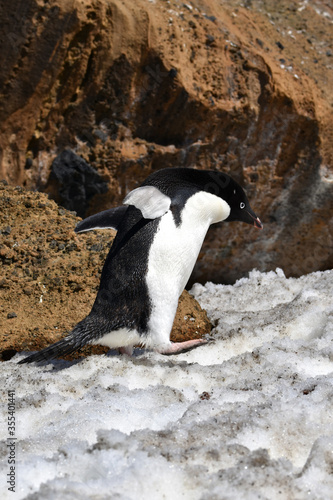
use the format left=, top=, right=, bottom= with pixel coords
left=1, top=269, right=333, bottom=499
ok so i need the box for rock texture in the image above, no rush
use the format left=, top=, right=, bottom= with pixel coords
left=0, top=0, right=332, bottom=284
left=0, top=181, right=212, bottom=360
left=47, top=149, right=108, bottom=217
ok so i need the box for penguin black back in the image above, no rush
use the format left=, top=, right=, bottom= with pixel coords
left=90, top=205, right=160, bottom=335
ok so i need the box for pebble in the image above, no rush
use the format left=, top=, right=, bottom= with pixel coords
left=206, top=34, right=216, bottom=46
left=7, top=312, right=17, bottom=319
left=203, top=14, right=216, bottom=23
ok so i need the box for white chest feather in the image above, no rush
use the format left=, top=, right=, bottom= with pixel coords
left=145, top=191, right=230, bottom=348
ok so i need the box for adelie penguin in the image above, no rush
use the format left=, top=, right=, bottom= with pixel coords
left=18, top=167, right=262, bottom=364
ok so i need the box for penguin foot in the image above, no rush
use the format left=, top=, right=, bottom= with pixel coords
left=157, top=338, right=207, bottom=355
left=118, top=346, right=134, bottom=356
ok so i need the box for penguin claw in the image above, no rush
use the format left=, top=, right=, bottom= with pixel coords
left=157, top=338, right=207, bottom=355
left=203, top=334, right=216, bottom=342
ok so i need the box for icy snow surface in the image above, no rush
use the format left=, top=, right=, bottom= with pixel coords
left=1, top=269, right=333, bottom=499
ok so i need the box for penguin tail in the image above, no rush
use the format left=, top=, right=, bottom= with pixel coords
left=18, top=317, right=101, bottom=365
left=18, top=337, right=79, bottom=364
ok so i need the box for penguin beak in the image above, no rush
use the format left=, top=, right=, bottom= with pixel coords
left=253, top=217, right=263, bottom=229
left=246, top=210, right=263, bottom=229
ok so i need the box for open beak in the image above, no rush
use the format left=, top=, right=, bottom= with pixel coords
left=246, top=210, right=263, bottom=229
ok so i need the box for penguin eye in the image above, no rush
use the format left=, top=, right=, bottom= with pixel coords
left=240, top=202, right=245, bottom=209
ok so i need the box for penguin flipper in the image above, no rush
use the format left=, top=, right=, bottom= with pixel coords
left=76, top=185, right=171, bottom=234
left=123, top=186, right=171, bottom=219
left=75, top=206, right=128, bottom=233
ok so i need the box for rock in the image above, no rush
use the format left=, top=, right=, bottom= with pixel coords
left=2, top=226, right=12, bottom=235
left=7, top=312, right=17, bottom=319
left=46, top=150, right=108, bottom=217
left=0, top=184, right=212, bottom=360
left=0, top=0, right=332, bottom=282
left=205, top=34, right=216, bottom=46
left=171, top=290, right=212, bottom=342
left=1, top=349, right=18, bottom=361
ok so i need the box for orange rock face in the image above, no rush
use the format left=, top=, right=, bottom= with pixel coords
left=0, top=0, right=332, bottom=283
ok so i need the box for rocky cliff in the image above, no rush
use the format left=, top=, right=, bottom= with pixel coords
left=0, top=0, right=332, bottom=284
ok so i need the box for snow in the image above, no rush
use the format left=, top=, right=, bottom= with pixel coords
left=1, top=269, right=333, bottom=499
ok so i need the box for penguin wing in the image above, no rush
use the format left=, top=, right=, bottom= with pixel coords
left=123, top=186, right=171, bottom=219
left=76, top=185, right=171, bottom=234
left=75, top=206, right=128, bottom=233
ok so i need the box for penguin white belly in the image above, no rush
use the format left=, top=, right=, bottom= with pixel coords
left=91, top=328, right=141, bottom=348
left=145, top=191, right=230, bottom=349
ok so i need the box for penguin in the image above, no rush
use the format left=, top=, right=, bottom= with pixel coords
left=18, top=167, right=262, bottom=364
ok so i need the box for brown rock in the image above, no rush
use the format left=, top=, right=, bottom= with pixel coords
left=0, top=184, right=211, bottom=361
left=171, top=290, right=212, bottom=343
left=0, top=0, right=332, bottom=283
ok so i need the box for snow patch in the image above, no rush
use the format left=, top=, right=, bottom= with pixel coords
left=1, top=269, right=333, bottom=499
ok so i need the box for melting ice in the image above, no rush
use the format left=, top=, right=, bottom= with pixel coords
left=1, top=269, right=333, bottom=499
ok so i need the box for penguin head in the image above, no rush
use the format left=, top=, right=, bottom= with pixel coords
left=217, top=177, right=263, bottom=229
left=197, top=170, right=263, bottom=229
left=125, top=168, right=262, bottom=229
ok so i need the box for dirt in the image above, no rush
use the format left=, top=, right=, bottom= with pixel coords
left=0, top=181, right=212, bottom=361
